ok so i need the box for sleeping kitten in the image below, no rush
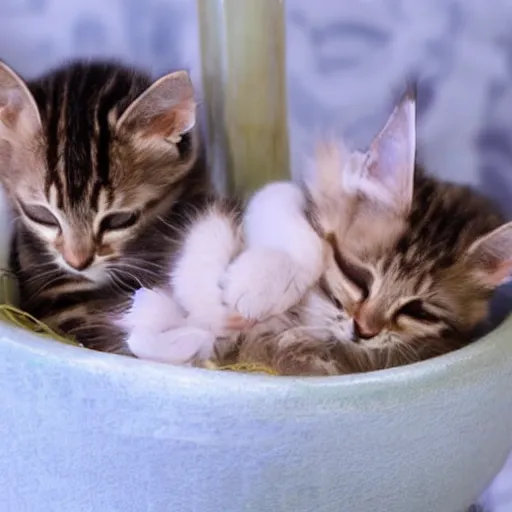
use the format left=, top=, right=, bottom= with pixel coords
left=122, top=93, right=512, bottom=375
left=0, top=60, right=212, bottom=351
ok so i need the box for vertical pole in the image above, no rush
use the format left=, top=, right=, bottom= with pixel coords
left=198, top=0, right=289, bottom=196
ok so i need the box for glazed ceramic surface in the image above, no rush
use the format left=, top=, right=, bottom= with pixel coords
left=1, top=316, right=512, bottom=512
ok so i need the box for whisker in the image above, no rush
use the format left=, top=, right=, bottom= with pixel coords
left=394, top=339, right=419, bottom=364
left=110, top=268, right=148, bottom=289
left=121, top=258, right=167, bottom=271
left=27, top=274, right=67, bottom=302
left=107, top=272, right=135, bottom=294
left=113, top=263, right=162, bottom=280
left=156, top=213, right=192, bottom=235
left=23, top=268, right=62, bottom=286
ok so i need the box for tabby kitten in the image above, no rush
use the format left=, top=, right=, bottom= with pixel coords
left=0, top=60, right=211, bottom=351
left=122, top=93, right=512, bottom=376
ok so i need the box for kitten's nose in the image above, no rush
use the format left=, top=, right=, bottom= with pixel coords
left=63, top=250, right=94, bottom=271
left=353, top=319, right=380, bottom=340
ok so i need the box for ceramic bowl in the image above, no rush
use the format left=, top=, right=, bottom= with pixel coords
left=1, top=316, right=512, bottom=512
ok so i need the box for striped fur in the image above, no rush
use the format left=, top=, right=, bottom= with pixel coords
left=213, top=95, right=512, bottom=375
left=228, top=168, right=508, bottom=375
left=0, top=60, right=212, bottom=352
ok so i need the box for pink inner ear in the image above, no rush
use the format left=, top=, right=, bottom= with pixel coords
left=488, top=259, right=512, bottom=286
left=142, top=100, right=195, bottom=140
left=469, top=222, right=512, bottom=288
left=0, top=90, right=20, bottom=129
left=0, top=89, right=41, bottom=139
left=362, top=94, right=415, bottom=214
left=476, top=258, right=512, bottom=288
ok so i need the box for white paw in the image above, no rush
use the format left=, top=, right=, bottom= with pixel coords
left=171, top=206, right=240, bottom=331
left=186, top=306, right=251, bottom=338
left=126, top=326, right=215, bottom=365
left=221, top=248, right=305, bottom=321
left=119, top=287, right=185, bottom=332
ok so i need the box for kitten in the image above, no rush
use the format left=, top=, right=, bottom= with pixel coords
left=122, top=93, right=512, bottom=376
left=0, top=59, right=212, bottom=352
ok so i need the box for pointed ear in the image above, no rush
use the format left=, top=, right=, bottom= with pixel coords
left=466, top=222, right=512, bottom=287
left=116, top=70, right=196, bottom=143
left=360, top=91, right=416, bottom=214
left=0, top=61, right=41, bottom=142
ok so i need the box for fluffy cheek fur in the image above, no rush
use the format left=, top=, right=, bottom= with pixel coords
left=246, top=288, right=460, bottom=377
left=296, top=289, right=432, bottom=351
left=297, top=290, right=354, bottom=343
left=434, top=266, right=494, bottom=331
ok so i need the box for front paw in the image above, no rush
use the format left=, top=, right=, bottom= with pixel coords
left=119, top=287, right=185, bottom=332
left=221, top=248, right=304, bottom=322
left=127, top=326, right=216, bottom=365
left=186, top=308, right=254, bottom=338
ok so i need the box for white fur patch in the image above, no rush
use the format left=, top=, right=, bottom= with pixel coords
left=299, top=289, right=354, bottom=343
left=119, top=209, right=241, bottom=365
left=171, top=207, right=240, bottom=335
left=222, top=248, right=303, bottom=320
left=53, top=255, right=110, bottom=284
left=120, top=287, right=184, bottom=332
left=121, top=287, right=216, bottom=364
left=222, top=182, right=325, bottom=321
left=126, top=326, right=215, bottom=365
left=120, top=182, right=327, bottom=365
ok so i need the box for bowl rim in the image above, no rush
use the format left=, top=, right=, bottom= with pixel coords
left=2, top=312, right=512, bottom=400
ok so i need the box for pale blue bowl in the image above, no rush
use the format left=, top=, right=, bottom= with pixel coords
left=1, top=316, right=512, bottom=512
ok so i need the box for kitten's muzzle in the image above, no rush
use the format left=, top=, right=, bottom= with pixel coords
left=63, top=251, right=94, bottom=271
left=353, top=319, right=380, bottom=341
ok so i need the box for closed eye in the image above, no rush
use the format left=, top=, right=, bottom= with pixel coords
left=326, top=234, right=372, bottom=298
left=397, top=299, right=440, bottom=323
left=19, top=203, right=60, bottom=228
left=319, top=277, right=343, bottom=309
left=100, top=211, right=140, bottom=232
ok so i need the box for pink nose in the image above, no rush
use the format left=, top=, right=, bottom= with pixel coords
left=63, top=250, right=93, bottom=271
left=353, top=319, right=380, bottom=340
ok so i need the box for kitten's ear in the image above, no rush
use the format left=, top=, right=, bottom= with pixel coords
left=116, top=70, right=196, bottom=143
left=0, top=61, right=41, bottom=141
left=466, top=222, right=512, bottom=287
left=361, top=91, right=416, bottom=214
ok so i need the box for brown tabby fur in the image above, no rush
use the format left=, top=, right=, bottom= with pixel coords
left=223, top=169, right=505, bottom=375
left=214, top=96, right=512, bottom=375
left=0, top=60, right=212, bottom=352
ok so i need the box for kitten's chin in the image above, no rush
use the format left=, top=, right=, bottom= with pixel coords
left=358, top=333, right=400, bottom=350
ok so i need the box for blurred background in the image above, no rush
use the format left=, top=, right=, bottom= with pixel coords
left=2, top=0, right=512, bottom=217
left=1, top=0, right=512, bottom=509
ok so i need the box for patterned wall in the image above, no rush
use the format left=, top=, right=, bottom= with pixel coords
left=1, top=1, right=512, bottom=508
left=2, top=0, right=512, bottom=215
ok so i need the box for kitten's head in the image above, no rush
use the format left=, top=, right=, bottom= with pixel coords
left=303, top=93, right=512, bottom=360
left=0, top=60, right=200, bottom=283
